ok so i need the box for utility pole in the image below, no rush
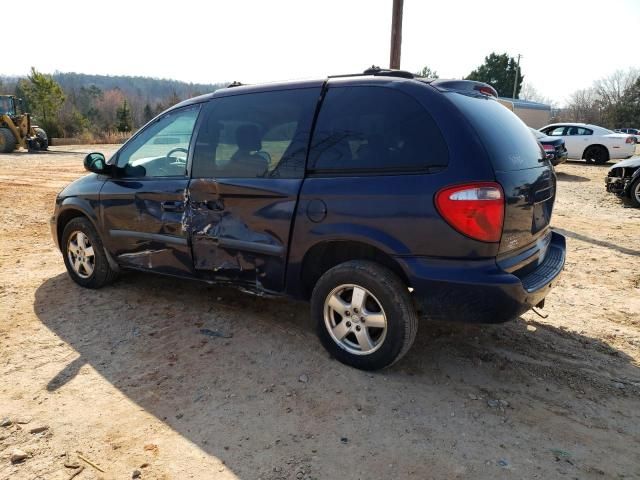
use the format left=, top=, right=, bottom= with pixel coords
left=512, top=53, right=521, bottom=99
left=389, top=0, right=404, bottom=69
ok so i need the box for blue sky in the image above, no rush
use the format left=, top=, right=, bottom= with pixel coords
left=5, top=0, right=640, bottom=105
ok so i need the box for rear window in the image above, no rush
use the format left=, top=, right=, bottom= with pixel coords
left=448, top=92, right=544, bottom=171
left=309, top=86, right=448, bottom=172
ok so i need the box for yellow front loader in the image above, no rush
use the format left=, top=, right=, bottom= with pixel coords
left=0, top=95, right=48, bottom=153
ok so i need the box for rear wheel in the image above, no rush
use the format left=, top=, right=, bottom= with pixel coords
left=630, top=178, right=640, bottom=208
left=0, top=128, right=16, bottom=153
left=61, top=217, right=117, bottom=288
left=34, top=127, right=48, bottom=150
left=583, top=145, right=609, bottom=165
left=311, top=260, right=418, bottom=370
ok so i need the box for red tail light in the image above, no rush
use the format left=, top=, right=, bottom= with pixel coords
left=625, top=136, right=634, bottom=144
left=435, top=182, right=505, bottom=242
left=542, top=144, right=555, bottom=152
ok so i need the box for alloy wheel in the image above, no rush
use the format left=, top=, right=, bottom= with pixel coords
left=324, top=284, right=388, bottom=355
left=67, top=231, right=95, bottom=279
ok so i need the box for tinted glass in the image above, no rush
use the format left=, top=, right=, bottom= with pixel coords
left=116, top=105, right=200, bottom=177
left=192, top=88, right=320, bottom=179
left=547, top=127, right=566, bottom=136
left=309, top=86, right=448, bottom=171
left=448, top=92, right=543, bottom=171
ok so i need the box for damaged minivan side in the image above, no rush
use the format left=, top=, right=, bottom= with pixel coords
left=51, top=69, right=566, bottom=370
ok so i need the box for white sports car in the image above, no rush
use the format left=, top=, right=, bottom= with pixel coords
left=539, top=123, right=635, bottom=164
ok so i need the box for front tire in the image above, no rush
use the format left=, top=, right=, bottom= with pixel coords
left=311, top=260, right=418, bottom=370
left=583, top=145, right=609, bottom=165
left=61, top=217, right=117, bottom=288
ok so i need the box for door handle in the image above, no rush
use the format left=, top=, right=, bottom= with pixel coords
left=161, top=201, right=183, bottom=212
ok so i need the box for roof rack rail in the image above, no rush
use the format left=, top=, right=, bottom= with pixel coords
left=328, top=66, right=416, bottom=80
left=363, top=65, right=415, bottom=79
left=227, top=81, right=243, bottom=88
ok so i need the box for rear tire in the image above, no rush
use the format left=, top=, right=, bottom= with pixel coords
left=61, top=217, right=117, bottom=288
left=0, top=128, right=16, bottom=153
left=583, top=145, right=609, bottom=165
left=630, top=178, right=640, bottom=208
left=311, top=260, right=418, bottom=370
left=34, top=127, right=48, bottom=150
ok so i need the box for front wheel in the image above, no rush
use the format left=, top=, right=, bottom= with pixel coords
left=0, top=128, right=16, bottom=153
left=61, top=217, right=117, bottom=288
left=311, top=260, right=418, bottom=370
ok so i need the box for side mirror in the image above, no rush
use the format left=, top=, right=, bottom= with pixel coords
left=84, top=152, right=111, bottom=174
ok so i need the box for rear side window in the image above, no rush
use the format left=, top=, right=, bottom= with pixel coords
left=192, top=88, right=320, bottom=179
left=309, top=86, right=448, bottom=172
left=448, top=92, right=543, bottom=171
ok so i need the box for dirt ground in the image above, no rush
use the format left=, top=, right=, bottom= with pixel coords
left=0, top=145, right=639, bottom=480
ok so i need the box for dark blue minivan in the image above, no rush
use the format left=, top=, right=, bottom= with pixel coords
left=51, top=68, right=566, bottom=370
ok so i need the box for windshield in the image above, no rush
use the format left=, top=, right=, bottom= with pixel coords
left=0, top=97, right=13, bottom=115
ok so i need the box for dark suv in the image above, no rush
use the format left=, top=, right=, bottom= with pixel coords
left=51, top=68, right=566, bottom=370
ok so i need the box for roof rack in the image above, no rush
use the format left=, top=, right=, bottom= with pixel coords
left=363, top=65, right=415, bottom=79
left=329, top=66, right=416, bottom=80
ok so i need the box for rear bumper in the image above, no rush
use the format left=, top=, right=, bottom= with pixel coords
left=397, top=231, right=566, bottom=324
left=551, top=150, right=568, bottom=166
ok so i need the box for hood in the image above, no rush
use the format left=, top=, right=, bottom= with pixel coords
left=610, top=157, right=640, bottom=170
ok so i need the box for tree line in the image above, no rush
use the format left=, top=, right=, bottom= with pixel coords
left=2, top=58, right=638, bottom=142
left=0, top=69, right=225, bottom=141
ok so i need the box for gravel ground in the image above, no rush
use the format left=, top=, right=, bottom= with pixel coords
left=0, top=145, right=639, bottom=479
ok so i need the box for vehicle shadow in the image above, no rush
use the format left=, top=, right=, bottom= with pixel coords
left=555, top=171, right=590, bottom=183
left=554, top=227, right=640, bottom=257
left=564, top=160, right=614, bottom=168
left=34, top=272, right=640, bottom=478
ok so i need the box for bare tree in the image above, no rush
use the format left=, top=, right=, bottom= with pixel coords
left=562, top=88, right=602, bottom=124
left=519, top=82, right=556, bottom=107
left=593, top=68, right=639, bottom=108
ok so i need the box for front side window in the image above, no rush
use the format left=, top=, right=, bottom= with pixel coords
left=116, top=105, right=201, bottom=178
left=192, top=88, right=320, bottom=179
left=308, top=86, right=448, bottom=172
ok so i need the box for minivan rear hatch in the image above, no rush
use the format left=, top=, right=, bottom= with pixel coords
left=446, top=92, right=556, bottom=257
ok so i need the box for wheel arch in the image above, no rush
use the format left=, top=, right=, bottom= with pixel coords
left=56, top=202, right=119, bottom=272
left=582, top=143, right=609, bottom=159
left=56, top=201, right=100, bottom=249
left=298, top=240, right=411, bottom=300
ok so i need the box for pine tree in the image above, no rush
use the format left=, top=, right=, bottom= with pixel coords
left=467, top=53, right=524, bottom=98
left=143, top=103, right=154, bottom=123
left=116, top=99, right=133, bottom=132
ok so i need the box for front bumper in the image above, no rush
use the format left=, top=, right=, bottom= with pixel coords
left=605, top=176, right=629, bottom=196
left=397, top=231, right=566, bottom=324
left=50, top=215, right=60, bottom=249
